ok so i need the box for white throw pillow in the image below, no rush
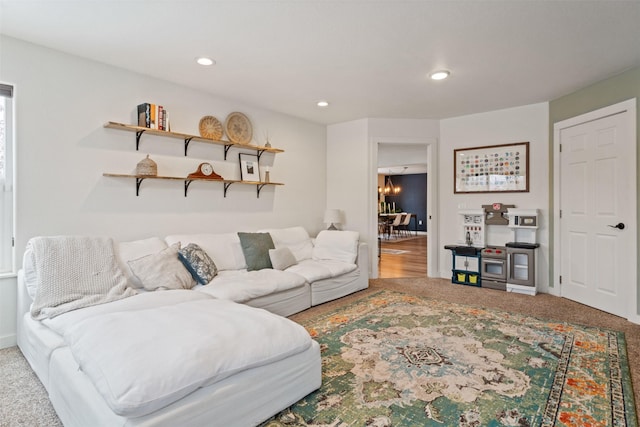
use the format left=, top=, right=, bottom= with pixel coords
left=127, top=243, right=195, bottom=291
left=260, top=227, right=314, bottom=262
left=116, top=237, right=168, bottom=288
left=312, top=230, right=360, bottom=264
left=269, top=247, right=298, bottom=270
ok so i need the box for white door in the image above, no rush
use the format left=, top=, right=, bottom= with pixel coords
left=555, top=99, right=636, bottom=318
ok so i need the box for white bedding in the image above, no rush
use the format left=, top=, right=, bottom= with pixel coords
left=59, top=296, right=312, bottom=418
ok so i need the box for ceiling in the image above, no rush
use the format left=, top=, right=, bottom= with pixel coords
left=378, top=143, right=429, bottom=175
left=1, top=1, right=639, bottom=125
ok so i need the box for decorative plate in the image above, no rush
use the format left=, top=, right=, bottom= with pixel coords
left=198, top=116, right=223, bottom=140
left=225, top=112, right=252, bottom=145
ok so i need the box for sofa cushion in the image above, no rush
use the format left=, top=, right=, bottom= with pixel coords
left=238, top=232, right=275, bottom=271
left=128, top=243, right=195, bottom=291
left=178, top=243, right=218, bottom=285
left=286, top=259, right=357, bottom=283
left=165, top=233, right=247, bottom=271
left=116, top=237, right=169, bottom=288
left=312, top=230, right=360, bottom=264
left=260, top=227, right=313, bottom=262
left=269, top=247, right=298, bottom=271
left=196, top=269, right=307, bottom=303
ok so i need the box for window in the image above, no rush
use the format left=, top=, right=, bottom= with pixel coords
left=0, top=83, right=14, bottom=273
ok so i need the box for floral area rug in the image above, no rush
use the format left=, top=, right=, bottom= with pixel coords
left=261, top=290, right=637, bottom=427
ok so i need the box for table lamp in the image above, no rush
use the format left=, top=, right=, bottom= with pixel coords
left=324, top=209, right=343, bottom=230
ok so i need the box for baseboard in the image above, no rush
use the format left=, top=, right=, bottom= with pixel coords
left=0, top=333, right=16, bottom=349
left=627, top=313, right=640, bottom=325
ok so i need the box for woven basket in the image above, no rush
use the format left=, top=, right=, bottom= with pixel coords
left=136, top=155, right=157, bottom=176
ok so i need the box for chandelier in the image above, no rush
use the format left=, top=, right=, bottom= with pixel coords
left=378, top=167, right=406, bottom=195
left=379, top=175, right=401, bottom=195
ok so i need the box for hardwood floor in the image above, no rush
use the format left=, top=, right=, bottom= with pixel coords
left=378, top=234, right=427, bottom=278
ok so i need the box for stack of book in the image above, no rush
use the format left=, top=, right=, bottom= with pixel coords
left=137, top=103, right=169, bottom=131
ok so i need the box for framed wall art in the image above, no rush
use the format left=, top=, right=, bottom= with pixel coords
left=239, top=153, right=260, bottom=182
left=454, top=142, right=529, bottom=193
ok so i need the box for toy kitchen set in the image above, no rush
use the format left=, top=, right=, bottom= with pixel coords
left=444, top=204, right=540, bottom=295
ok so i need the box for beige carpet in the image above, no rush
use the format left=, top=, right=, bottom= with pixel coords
left=0, top=346, right=62, bottom=427
left=2, top=277, right=639, bottom=425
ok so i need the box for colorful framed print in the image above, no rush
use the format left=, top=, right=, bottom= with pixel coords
left=454, top=142, right=529, bottom=193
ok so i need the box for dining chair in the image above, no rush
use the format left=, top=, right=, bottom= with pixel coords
left=378, top=216, right=389, bottom=238
left=399, top=213, right=412, bottom=236
left=389, top=214, right=404, bottom=238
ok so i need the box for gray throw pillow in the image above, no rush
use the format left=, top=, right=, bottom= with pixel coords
left=178, top=243, right=218, bottom=285
left=237, top=232, right=275, bottom=271
left=269, top=247, right=298, bottom=270
left=127, top=243, right=195, bottom=291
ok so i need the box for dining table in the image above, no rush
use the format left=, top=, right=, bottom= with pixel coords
left=378, top=213, right=418, bottom=238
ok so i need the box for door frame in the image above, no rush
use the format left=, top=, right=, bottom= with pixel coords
left=369, top=137, right=439, bottom=279
left=553, top=98, right=639, bottom=323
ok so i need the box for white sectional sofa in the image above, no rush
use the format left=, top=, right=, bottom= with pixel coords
left=165, top=226, right=369, bottom=316
left=16, top=226, right=369, bottom=427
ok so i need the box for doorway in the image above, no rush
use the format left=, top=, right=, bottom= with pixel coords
left=373, top=140, right=437, bottom=279
left=553, top=98, right=637, bottom=320
left=379, top=236, right=428, bottom=278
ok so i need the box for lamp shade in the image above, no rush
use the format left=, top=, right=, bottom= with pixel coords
left=324, top=209, right=343, bottom=230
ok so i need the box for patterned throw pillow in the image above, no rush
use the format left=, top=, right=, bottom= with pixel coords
left=178, top=243, right=218, bottom=285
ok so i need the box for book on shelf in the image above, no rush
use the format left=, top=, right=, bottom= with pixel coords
left=137, top=103, right=150, bottom=128
left=137, top=103, right=168, bottom=130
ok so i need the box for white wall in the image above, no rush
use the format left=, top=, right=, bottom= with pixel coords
left=0, top=36, right=327, bottom=347
left=439, top=102, right=550, bottom=291
left=0, top=276, right=16, bottom=347
left=326, top=119, right=370, bottom=235
left=326, top=118, right=439, bottom=277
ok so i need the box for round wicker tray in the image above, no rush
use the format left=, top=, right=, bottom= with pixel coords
left=225, top=112, right=252, bottom=145
left=198, top=116, right=223, bottom=140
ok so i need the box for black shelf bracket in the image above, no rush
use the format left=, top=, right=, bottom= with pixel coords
left=223, top=182, right=233, bottom=198
left=135, top=130, right=146, bottom=151
left=184, top=180, right=193, bottom=197
left=257, top=149, right=266, bottom=161
left=256, top=183, right=267, bottom=198
left=223, top=144, right=233, bottom=160
left=184, top=137, right=194, bottom=156
left=135, top=177, right=145, bottom=196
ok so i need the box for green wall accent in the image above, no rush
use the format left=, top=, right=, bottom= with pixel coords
left=548, top=67, right=639, bottom=314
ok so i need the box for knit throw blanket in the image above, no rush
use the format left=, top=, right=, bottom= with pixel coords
left=30, top=236, right=136, bottom=320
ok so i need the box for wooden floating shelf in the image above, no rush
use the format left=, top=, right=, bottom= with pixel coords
left=103, top=173, right=283, bottom=198
left=104, top=122, right=284, bottom=158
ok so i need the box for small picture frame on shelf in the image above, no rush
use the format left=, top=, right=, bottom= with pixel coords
left=239, top=153, right=260, bottom=182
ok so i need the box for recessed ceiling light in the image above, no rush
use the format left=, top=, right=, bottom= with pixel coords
left=196, top=57, right=215, bottom=66
left=430, top=70, right=450, bottom=80
left=317, top=100, right=329, bottom=107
